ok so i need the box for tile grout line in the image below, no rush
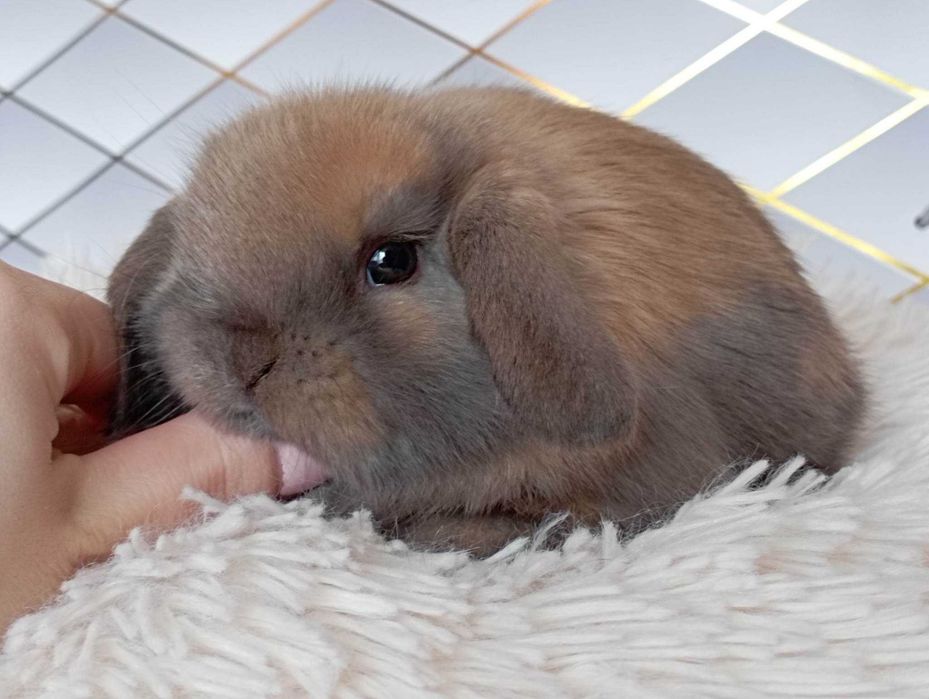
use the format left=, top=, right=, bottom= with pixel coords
left=7, top=84, right=186, bottom=241
left=891, top=280, right=928, bottom=304
left=75, top=0, right=342, bottom=150
left=370, top=0, right=482, bottom=55
left=461, top=0, right=555, bottom=52
left=766, top=22, right=928, bottom=99
left=768, top=97, right=929, bottom=199
left=622, top=0, right=810, bottom=119
left=111, top=0, right=336, bottom=94
left=7, top=8, right=111, bottom=94
left=698, top=0, right=927, bottom=97
left=104, top=12, right=262, bottom=95
left=379, top=0, right=555, bottom=85
left=8, top=0, right=339, bottom=245
left=4, top=1, right=346, bottom=243
left=372, top=0, right=590, bottom=105
left=636, top=0, right=929, bottom=204
left=8, top=75, right=213, bottom=243
left=1, top=232, right=49, bottom=259
left=1, top=235, right=47, bottom=257
left=12, top=0, right=554, bottom=243
left=744, top=184, right=929, bottom=283
left=93, top=0, right=340, bottom=97
left=7, top=92, right=120, bottom=156
left=471, top=52, right=592, bottom=107
left=10, top=162, right=127, bottom=250
left=224, top=0, right=336, bottom=78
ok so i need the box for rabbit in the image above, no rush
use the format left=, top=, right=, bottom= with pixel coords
left=107, top=86, right=864, bottom=556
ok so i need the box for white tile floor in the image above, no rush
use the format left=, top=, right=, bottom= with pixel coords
left=238, top=0, right=468, bottom=91
left=489, top=0, right=747, bottom=112
left=635, top=32, right=908, bottom=190
left=1, top=0, right=927, bottom=304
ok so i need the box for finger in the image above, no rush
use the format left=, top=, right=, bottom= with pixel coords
left=65, top=412, right=280, bottom=556
left=0, top=262, right=119, bottom=407
left=37, top=271, right=119, bottom=406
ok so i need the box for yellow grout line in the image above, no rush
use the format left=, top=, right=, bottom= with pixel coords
left=111, top=0, right=333, bottom=94
left=428, top=0, right=554, bottom=84
left=623, top=0, right=809, bottom=119
left=473, top=52, right=591, bottom=108
left=378, top=0, right=581, bottom=107
left=766, top=22, right=928, bottom=99
left=891, top=280, right=928, bottom=304
left=106, top=12, right=268, bottom=97
left=229, top=0, right=335, bottom=75
left=474, top=0, right=555, bottom=51
left=769, top=97, right=929, bottom=199
left=743, top=185, right=929, bottom=283
left=621, top=25, right=759, bottom=118
left=699, top=0, right=928, bottom=98
left=632, top=2, right=929, bottom=296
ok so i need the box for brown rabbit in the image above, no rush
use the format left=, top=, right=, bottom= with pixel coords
left=108, top=86, right=863, bottom=555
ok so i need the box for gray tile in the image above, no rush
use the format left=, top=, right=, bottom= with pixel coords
left=784, top=108, right=929, bottom=275
left=438, top=56, right=533, bottom=90
left=122, top=0, right=322, bottom=70
left=240, top=0, right=467, bottom=92
left=126, top=80, right=265, bottom=190
left=22, top=164, right=171, bottom=279
left=487, top=0, right=745, bottom=112
left=18, top=17, right=217, bottom=152
left=636, top=33, right=909, bottom=191
left=783, top=0, right=929, bottom=89
left=0, top=0, right=102, bottom=90
left=766, top=208, right=915, bottom=297
left=0, top=238, right=47, bottom=278
left=385, top=0, right=537, bottom=46
left=0, top=100, right=109, bottom=231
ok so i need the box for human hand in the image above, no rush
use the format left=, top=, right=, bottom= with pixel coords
left=0, top=262, right=279, bottom=634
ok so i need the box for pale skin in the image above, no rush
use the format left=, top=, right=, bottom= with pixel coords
left=0, top=261, right=280, bottom=635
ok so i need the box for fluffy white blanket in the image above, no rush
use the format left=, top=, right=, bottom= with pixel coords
left=2, top=281, right=928, bottom=698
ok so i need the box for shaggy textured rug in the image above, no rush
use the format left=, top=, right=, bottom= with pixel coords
left=2, top=277, right=928, bottom=698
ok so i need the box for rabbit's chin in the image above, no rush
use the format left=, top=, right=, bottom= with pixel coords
left=275, top=442, right=330, bottom=497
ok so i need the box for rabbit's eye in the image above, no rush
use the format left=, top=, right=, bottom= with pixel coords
left=366, top=242, right=418, bottom=286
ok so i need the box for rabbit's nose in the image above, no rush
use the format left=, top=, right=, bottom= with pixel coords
left=229, top=326, right=281, bottom=393
left=245, top=357, right=278, bottom=391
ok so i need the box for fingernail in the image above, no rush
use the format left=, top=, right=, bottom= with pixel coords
left=274, top=442, right=328, bottom=496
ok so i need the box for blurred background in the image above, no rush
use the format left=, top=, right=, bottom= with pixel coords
left=1, top=0, right=927, bottom=304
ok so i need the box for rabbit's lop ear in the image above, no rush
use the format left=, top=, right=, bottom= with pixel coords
left=107, top=205, right=186, bottom=437
left=447, top=170, right=638, bottom=445
left=108, top=204, right=176, bottom=320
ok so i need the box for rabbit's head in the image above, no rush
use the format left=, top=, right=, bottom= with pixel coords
left=108, top=87, right=637, bottom=497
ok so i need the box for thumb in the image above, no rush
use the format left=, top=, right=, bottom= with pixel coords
left=68, top=413, right=281, bottom=554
